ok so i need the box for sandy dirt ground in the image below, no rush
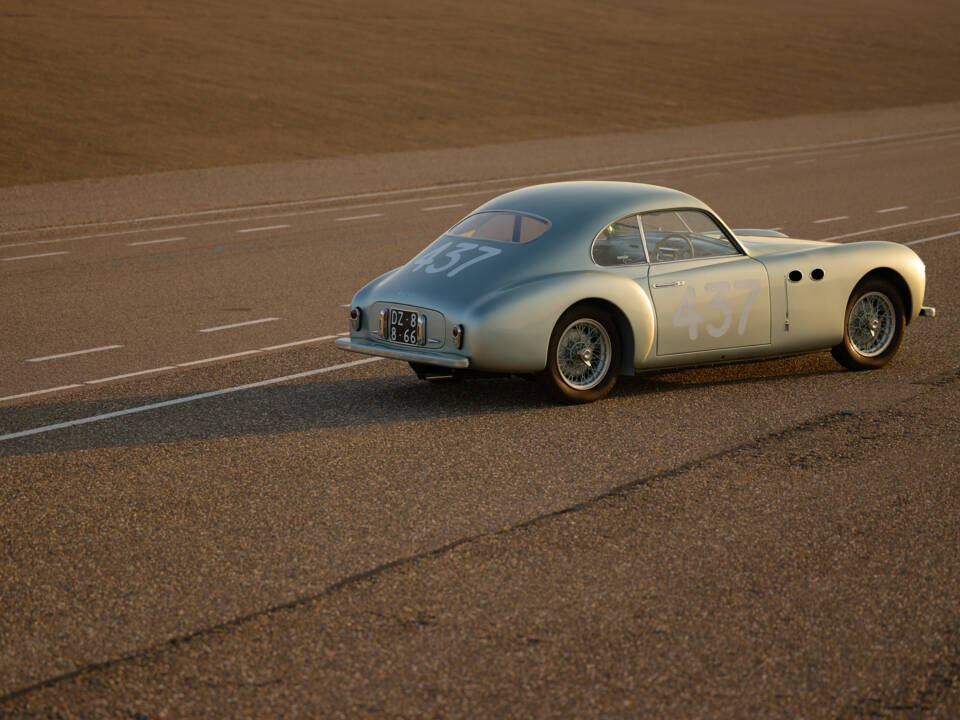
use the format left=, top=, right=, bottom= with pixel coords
left=2, top=0, right=959, bottom=187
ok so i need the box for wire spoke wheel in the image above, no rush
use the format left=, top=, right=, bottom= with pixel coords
left=847, top=291, right=895, bottom=357
left=831, top=278, right=905, bottom=371
left=556, top=319, right=612, bottom=391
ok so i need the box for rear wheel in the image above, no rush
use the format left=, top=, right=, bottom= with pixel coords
left=831, top=278, right=905, bottom=370
left=541, top=304, right=620, bottom=403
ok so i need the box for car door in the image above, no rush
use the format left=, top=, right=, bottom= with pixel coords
left=644, top=210, right=771, bottom=356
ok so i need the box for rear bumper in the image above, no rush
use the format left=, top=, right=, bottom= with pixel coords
left=335, top=337, right=471, bottom=369
left=919, top=306, right=937, bottom=318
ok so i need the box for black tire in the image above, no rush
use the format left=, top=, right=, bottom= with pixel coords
left=540, top=304, right=620, bottom=403
left=831, top=277, right=905, bottom=370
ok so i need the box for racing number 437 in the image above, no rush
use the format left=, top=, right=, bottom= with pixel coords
left=673, top=279, right=763, bottom=340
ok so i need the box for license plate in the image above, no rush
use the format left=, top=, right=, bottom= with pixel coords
left=387, top=308, right=422, bottom=345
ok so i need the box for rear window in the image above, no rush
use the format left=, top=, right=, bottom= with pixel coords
left=448, top=211, right=550, bottom=244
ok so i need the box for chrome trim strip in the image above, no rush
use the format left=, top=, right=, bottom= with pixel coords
left=335, top=338, right=470, bottom=369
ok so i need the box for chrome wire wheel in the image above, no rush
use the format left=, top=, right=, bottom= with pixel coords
left=555, top=319, right=612, bottom=391
left=847, top=291, right=895, bottom=357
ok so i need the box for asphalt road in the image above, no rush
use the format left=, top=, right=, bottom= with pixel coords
left=1, top=106, right=958, bottom=717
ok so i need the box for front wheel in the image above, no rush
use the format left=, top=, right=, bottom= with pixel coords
left=541, top=304, right=620, bottom=403
left=831, top=278, right=905, bottom=370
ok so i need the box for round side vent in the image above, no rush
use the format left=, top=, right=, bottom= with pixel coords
left=788, top=270, right=803, bottom=282
left=811, top=268, right=825, bottom=280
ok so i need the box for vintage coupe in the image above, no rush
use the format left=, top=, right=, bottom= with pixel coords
left=336, top=181, right=935, bottom=402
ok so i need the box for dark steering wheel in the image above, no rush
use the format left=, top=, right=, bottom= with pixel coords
left=653, top=234, right=695, bottom=262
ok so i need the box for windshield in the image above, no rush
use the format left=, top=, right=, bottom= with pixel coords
left=448, top=211, right=550, bottom=244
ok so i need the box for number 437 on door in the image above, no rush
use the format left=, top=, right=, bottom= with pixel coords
left=672, top=280, right=763, bottom=341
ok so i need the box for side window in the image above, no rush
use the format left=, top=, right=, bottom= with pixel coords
left=592, top=214, right=647, bottom=266
left=642, top=210, right=740, bottom=262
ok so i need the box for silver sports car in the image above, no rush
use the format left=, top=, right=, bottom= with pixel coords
left=336, top=181, right=935, bottom=402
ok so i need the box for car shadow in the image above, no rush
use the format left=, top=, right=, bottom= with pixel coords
left=0, top=353, right=841, bottom=458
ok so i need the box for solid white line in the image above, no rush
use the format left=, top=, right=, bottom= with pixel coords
left=198, top=317, right=279, bottom=333
left=905, top=230, right=960, bottom=246
left=820, top=212, right=960, bottom=241
left=26, top=345, right=123, bottom=363
left=0, top=384, right=83, bottom=403
left=422, top=203, right=465, bottom=211
left=876, top=206, right=908, bottom=214
left=336, top=213, right=383, bottom=222
left=177, top=350, right=260, bottom=366
left=85, top=367, right=177, bottom=384
left=259, top=335, right=341, bottom=351
left=237, top=224, right=289, bottom=233
left=127, top=236, right=184, bottom=246
left=812, top=216, right=849, bottom=224
left=1, top=251, right=70, bottom=262
left=3, top=125, right=958, bottom=240
left=0, top=358, right=383, bottom=442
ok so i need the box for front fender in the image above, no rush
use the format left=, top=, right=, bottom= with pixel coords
left=460, top=271, right=655, bottom=373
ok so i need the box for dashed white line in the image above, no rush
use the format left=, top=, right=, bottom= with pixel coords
left=177, top=350, right=261, bottom=366
left=237, top=224, right=289, bottom=233
left=127, top=236, right=185, bottom=246
left=259, top=334, right=343, bottom=351
left=812, top=216, right=849, bottom=224
left=198, top=317, right=279, bottom=333
left=0, top=384, right=83, bottom=403
left=905, top=230, right=960, bottom=246
left=0, top=357, right=383, bottom=442
left=85, top=367, right=177, bottom=384
left=336, top=213, right=383, bottom=222
left=422, top=203, right=465, bottom=211
left=26, top=345, right=124, bottom=363
left=820, top=212, right=960, bottom=241
left=1, top=251, right=70, bottom=262
left=876, top=206, right=908, bottom=214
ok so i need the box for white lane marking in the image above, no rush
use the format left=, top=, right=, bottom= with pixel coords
left=237, top=224, right=289, bottom=233
left=1, top=334, right=347, bottom=404
left=177, top=350, right=260, bottom=366
left=26, top=345, right=124, bottom=363
left=422, top=203, right=465, bottom=211
left=198, top=317, right=279, bottom=333
left=127, top=236, right=184, bottom=246
left=820, top=212, right=960, bottom=241
left=906, top=230, right=960, bottom=246
left=1, top=251, right=70, bottom=262
left=0, top=384, right=83, bottom=403
left=876, top=206, right=908, bottom=214
left=693, top=171, right=721, bottom=177
left=0, top=357, right=383, bottom=442
left=812, top=216, right=849, bottom=224
left=3, top=125, right=959, bottom=241
left=259, top=334, right=341, bottom=351
left=336, top=213, right=383, bottom=222
left=85, top=367, right=177, bottom=384
left=8, top=128, right=960, bottom=254
left=745, top=165, right=771, bottom=171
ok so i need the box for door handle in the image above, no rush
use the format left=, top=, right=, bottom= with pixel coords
left=653, top=280, right=686, bottom=288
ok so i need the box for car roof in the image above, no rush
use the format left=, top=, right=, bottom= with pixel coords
left=473, top=181, right=713, bottom=235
